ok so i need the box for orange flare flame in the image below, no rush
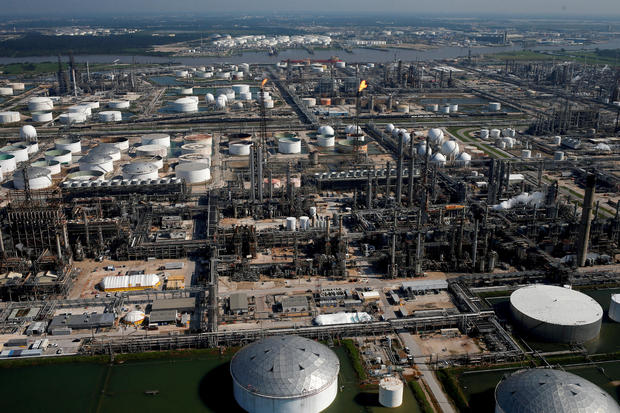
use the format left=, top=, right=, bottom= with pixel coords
left=261, top=78, right=268, bottom=88
left=358, top=80, right=367, bottom=93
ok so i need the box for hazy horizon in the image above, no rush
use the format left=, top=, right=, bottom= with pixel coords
left=1, top=1, right=620, bottom=19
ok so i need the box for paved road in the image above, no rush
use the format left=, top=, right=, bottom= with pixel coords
left=399, top=331, right=456, bottom=413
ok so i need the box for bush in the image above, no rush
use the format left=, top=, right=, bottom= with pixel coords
left=409, top=380, right=434, bottom=413
left=342, top=339, right=367, bottom=381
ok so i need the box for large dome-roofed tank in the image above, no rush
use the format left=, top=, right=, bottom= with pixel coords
left=428, top=128, right=444, bottom=145
left=495, top=368, right=620, bottom=413
left=230, top=335, right=340, bottom=413
left=510, top=284, right=603, bottom=343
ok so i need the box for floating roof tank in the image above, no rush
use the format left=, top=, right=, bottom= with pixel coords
left=510, top=284, right=602, bottom=343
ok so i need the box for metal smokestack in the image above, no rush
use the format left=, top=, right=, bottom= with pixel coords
left=577, top=173, right=596, bottom=267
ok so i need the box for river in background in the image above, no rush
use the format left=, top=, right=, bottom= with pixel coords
left=1, top=38, right=620, bottom=66
left=0, top=346, right=422, bottom=413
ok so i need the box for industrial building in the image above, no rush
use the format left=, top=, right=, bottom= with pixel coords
left=230, top=335, right=340, bottom=413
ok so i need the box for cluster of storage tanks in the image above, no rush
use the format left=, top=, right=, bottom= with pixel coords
left=313, top=124, right=370, bottom=153
left=174, top=64, right=250, bottom=81
left=425, top=103, right=459, bottom=114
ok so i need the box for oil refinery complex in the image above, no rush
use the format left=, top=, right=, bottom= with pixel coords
left=0, top=36, right=619, bottom=413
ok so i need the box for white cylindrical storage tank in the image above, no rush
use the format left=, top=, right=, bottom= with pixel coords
left=178, top=153, right=211, bottom=167
left=181, top=143, right=211, bottom=156
left=122, top=162, right=159, bottom=180
left=489, top=102, right=501, bottom=111
left=79, top=153, right=114, bottom=173
left=317, top=135, right=335, bottom=147
left=239, top=92, right=252, bottom=101
left=172, top=97, right=198, bottom=113
left=0, top=154, right=17, bottom=173
left=231, top=336, right=339, bottom=413
left=59, top=112, right=86, bottom=124
left=0, top=87, right=13, bottom=96
left=28, top=97, right=54, bottom=112
left=91, top=144, right=121, bottom=161
left=68, top=104, right=92, bottom=117
left=302, top=97, right=317, bottom=107
left=495, top=368, right=620, bottom=413
left=552, top=136, right=562, bottom=145
left=175, top=162, right=210, bottom=184
left=416, top=143, right=431, bottom=157
left=13, top=167, right=52, bottom=190
left=108, top=100, right=130, bottom=109
left=379, top=376, right=404, bottom=408
left=0, top=111, right=20, bottom=123
left=521, top=149, right=531, bottom=159
left=179, top=87, right=193, bottom=95
left=299, top=216, right=310, bottom=230
left=133, top=155, right=164, bottom=170
left=497, top=140, right=506, bottom=150
left=136, top=144, right=167, bottom=158
left=31, top=159, right=61, bottom=175
left=229, top=142, right=251, bottom=156
left=449, top=103, right=459, bottom=113
left=480, top=129, right=489, bottom=139
left=335, top=61, right=346, bottom=68
left=184, top=133, right=213, bottom=147
left=104, top=137, right=129, bottom=152
left=278, top=137, right=302, bottom=154
left=232, top=84, right=250, bottom=94
left=263, top=98, right=274, bottom=109
left=309, top=206, right=317, bottom=217
left=345, top=125, right=362, bottom=135
left=204, top=93, right=215, bottom=104
left=440, top=105, right=450, bottom=114
left=85, top=101, right=100, bottom=110
left=510, top=284, right=603, bottom=343
left=55, top=137, right=82, bottom=154
left=609, top=295, right=620, bottom=323
left=217, top=88, right=235, bottom=101
left=20, top=125, right=37, bottom=141
left=99, top=111, right=123, bottom=122
left=32, top=112, right=53, bottom=123
left=44, top=149, right=72, bottom=164
left=174, top=69, right=189, bottom=78
left=1, top=145, right=28, bottom=162
left=215, top=96, right=227, bottom=110
left=9, top=82, right=24, bottom=91
left=141, top=134, right=171, bottom=148
left=286, top=217, right=297, bottom=231
left=13, top=140, right=38, bottom=155
left=426, top=104, right=439, bottom=112
left=490, top=128, right=501, bottom=139
left=554, top=151, right=565, bottom=161
left=396, top=104, right=410, bottom=113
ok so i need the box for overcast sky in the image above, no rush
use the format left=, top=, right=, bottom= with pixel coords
left=3, top=0, right=620, bottom=17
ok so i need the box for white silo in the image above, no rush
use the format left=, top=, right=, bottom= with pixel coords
left=480, top=129, right=490, bottom=139
left=440, top=105, right=451, bottom=114
left=99, top=111, right=123, bottom=122
left=299, top=216, right=310, bottom=230
left=108, top=100, right=130, bottom=109
left=20, top=125, right=37, bottom=141
left=13, top=167, right=52, bottom=190
left=79, top=153, right=114, bottom=173
left=510, top=284, right=602, bottom=343
left=379, top=376, right=404, bottom=408
left=450, top=103, right=459, bottom=113
left=490, top=129, right=501, bottom=139
left=28, top=97, right=54, bottom=111
left=136, top=144, right=167, bottom=158
left=175, top=162, right=210, bottom=184
left=215, top=96, right=227, bottom=110
left=0, top=154, right=17, bottom=173
left=32, top=112, right=53, bottom=123
left=317, top=135, right=335, bottom=147
left=122, top=162, right=159, bottom=180
left=1, top=145, right=28, bottom=162
left=231, top=335, right=339, bottom=413
left=609, top=294, right=620, bottom=322
left=0, top=111, right=20, bottom=123
left=141, top=134, right=171, bottom=148
left=44, top=149, right=72, bottom=165
left=278, top=137, right=302, bottom=154
left=286, top=217, right=297, bottom=231
left=229, top=142, right=252, bottom=156
left=55, top=137, right=82, bottom=154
